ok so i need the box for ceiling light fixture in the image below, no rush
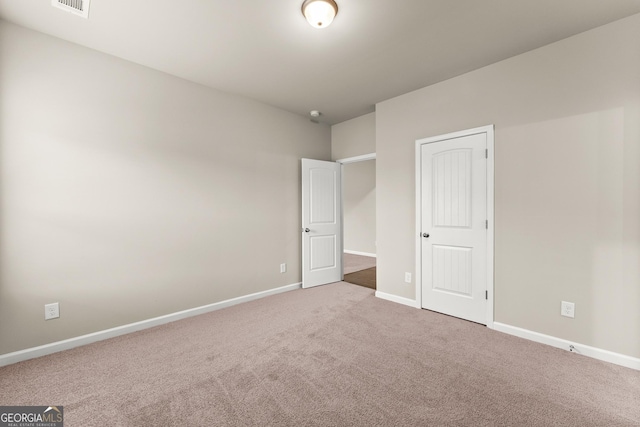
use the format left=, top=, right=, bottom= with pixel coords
left=301, top=0, right=338, bottom=29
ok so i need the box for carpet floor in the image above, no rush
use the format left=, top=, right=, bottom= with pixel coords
left=343, top=266, right=376, bottom=290
left=1, top=283, right=639, bottom=426
left=343, top=253, right=376, bottom=275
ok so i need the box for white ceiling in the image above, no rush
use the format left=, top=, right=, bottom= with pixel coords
left=2, top=1, right=640, bottom=125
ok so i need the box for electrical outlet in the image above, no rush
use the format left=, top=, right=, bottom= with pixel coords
left=405, top=272, right=412, bottom=283
left=561, top=301, right=575, bottom=318
left=280, top=263, right=286, bottom=273
left=45, top=303, right=60, bottom=320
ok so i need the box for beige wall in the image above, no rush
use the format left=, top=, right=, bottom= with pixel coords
left=332, top=112, right=377, bottom=256
left=331, top=112, right=375, bottom=160
left=376, top=14, right=640, bottom=358
left=0, top=22, right=331, bottom=355
left=343, top=161, right=376, bottom=255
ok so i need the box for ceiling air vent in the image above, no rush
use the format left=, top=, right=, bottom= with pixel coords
left=51, top=0, right=90, bottom=19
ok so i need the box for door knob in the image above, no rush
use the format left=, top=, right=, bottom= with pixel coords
left=304, top=228, right=311, bottom=233
left=422, top=233, right=430, bottom=238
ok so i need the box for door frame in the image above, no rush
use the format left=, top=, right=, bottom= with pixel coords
left=335, top=153, right=377, bottom=278
left=415, top=125, right=495, bottom=328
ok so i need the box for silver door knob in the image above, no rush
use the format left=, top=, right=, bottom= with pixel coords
left=422, top=233, right=430, bottom=238
left=304, top=228, right=311, bottom=233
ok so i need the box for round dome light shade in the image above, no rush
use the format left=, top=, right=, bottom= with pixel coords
left=302, top=0, right=338, bottom=29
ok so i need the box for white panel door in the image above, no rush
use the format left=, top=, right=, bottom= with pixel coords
left=419, top=132, right=488, bottom=324
left=302, top=159, right=342, bottom=288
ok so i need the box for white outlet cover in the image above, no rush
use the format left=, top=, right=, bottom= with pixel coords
left=405, top=272, right=412, bottom=283
left=45, top=302, right=60, bottom=320
left=561, top=301, right=575, bottom=318
left=280, top=263, right=286, bottom=273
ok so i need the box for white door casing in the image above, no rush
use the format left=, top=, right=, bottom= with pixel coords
left=302, top=159, right=343, bottom=288
left=415, top=126, right=494, bottom=326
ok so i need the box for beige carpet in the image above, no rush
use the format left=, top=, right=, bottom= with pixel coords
left=1, top=283, right=639, bottom=426
left=343, top=253, right=376, bottom=275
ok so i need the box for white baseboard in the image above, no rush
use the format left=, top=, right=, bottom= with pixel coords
left=0, top=282, right=302, bottom=367
left=344, top=250, right=377, bottom=258
left=375, top=291, right=420, bottom=309
left=494, top=322, right=640, bottom=371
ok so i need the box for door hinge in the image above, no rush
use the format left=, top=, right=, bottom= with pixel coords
left=485, top=220, right=488, bottom=229
left=486, top=290, right=488, bottom=300
left=485, top=149, right=488, bottom=159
